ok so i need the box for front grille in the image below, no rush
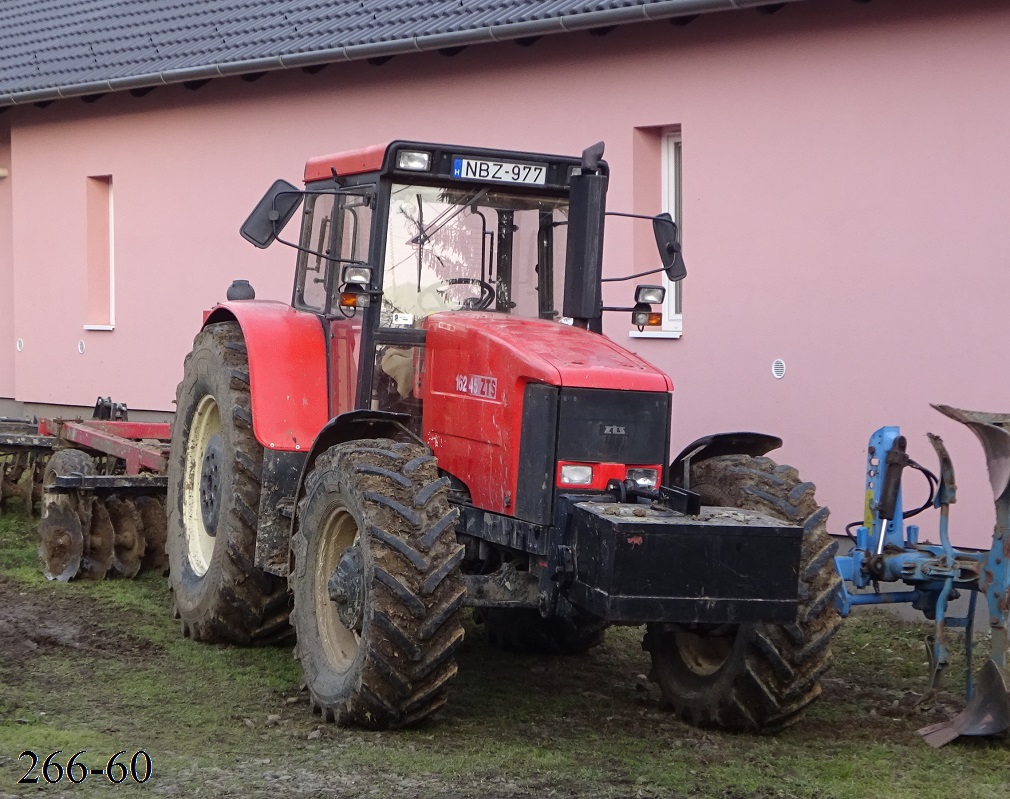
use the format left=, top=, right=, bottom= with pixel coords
left=556, top=388, right=670, bottom=465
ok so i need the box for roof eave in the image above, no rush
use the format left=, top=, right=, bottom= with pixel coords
left=0, top=0, right=806, bottom=108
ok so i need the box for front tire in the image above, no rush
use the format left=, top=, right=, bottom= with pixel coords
left=166, top=322, right=291, bottom=644
left=291, top=439, right=465, bottom=728
left=645, top=455, right=842, bottom=732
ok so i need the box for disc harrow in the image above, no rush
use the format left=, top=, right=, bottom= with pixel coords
left=0, top=419, right=54, bottom=513
left=3, top=401, right=172, bottom=582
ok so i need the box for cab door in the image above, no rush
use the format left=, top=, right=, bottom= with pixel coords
left=291, top=187, right=373, bottom=418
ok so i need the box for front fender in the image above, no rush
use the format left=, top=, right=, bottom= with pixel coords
left=204, top=302, right=328, bottom=452
left=669, top=431, right=782, bottom=487
left=296, top=410, right=417, bottom=499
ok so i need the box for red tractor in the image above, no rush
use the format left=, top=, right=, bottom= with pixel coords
left=166, top=140, right=841, bottom=731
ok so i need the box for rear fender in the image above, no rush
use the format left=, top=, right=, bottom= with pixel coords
left=669, top=432, right=782, bottom=488
left=203, top=302, right=329, bottom=452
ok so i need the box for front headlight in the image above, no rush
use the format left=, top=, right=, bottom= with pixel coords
left=559, top=464, right=594, bottom=486
left=635, top=284, right=666, bottom=305
left=396, top=150, right=432, bottom=171
left=341, top=265, right=372, bottom=285
left=626, top=467, right=659, bottom=489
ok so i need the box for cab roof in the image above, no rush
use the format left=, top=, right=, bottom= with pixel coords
left=302, top=140, right=605, bottom=191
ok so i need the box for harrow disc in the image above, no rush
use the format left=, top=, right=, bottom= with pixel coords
left=0, top=452, right=27, bottom=506
left=38, top=500, right=84, bottom=581
left=1, top=450, right=45, bottom=512
left=136, top=494, right=168, bottom=574
left=106, top=495, right=146, bottom=579
left=38, top=449, right=96, bottom=581
left=80, top=497, right=115, bottom=580
left=30, top=457, right=46, bottom=505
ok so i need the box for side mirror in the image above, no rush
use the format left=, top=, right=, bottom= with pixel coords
left=240, top=179, right=304, bottom=249
left=653, top=213, right=686, bottom=282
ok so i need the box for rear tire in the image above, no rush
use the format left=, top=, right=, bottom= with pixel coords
left=645, top=454, right=841, bottom=732
left=166, top=322, right=291, bottom=644
left=291, top=440, right=465, bottom=728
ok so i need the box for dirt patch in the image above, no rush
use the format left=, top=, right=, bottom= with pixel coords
left=0, top=574, right=160, bottom=678
left=0, top=515, right=1005, bottom=799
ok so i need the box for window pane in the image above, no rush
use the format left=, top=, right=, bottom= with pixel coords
left=295, top=192, right=336, bottom=312
left=294, top=189, right=374, bottom=314
left=381, top=183, right=568, bottom=328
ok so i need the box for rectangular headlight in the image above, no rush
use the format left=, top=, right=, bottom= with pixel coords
left=559, top=464, right=594, bottom=486
left=635, top=285, right=666, bottom=305
left=626, top=467, right=659, bottom=488
left=342, top=265, right=372, bottom=285
left=397, top=150, right=432, bottom=171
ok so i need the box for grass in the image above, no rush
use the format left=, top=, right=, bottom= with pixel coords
left=0, top=510, right=42, bottom=580
left=1, top=507, right=1009, bottom=798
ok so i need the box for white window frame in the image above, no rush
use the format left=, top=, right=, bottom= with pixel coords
left=630, top=130, right=682, bottom=339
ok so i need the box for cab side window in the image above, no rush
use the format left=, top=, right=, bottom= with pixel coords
left=294, top=190, right=374, bottom=314
left=294, top=193, right=336, bottom=313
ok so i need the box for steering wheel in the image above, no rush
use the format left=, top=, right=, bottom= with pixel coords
left=417, top=278, right=496, bottom=313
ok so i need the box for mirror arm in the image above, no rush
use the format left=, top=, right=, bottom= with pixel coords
left=273, top=233, right=369, bottom=266
left=601, top=266, right=668, bottom=283
left=605, top=211, right=670, bottom=222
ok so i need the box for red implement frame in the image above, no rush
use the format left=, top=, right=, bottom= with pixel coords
left=38, top=419, right=172, bottom=475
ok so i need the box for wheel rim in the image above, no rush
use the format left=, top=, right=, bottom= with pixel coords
left=315, top=507, right=361, bottom=673
left=182, top=394, right=221, bottom=577
left=673, top=627, right=736, bottom=677
left=199, top=433, right=224, bottom=536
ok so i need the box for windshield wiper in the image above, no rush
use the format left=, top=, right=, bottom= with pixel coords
left=407, top=188, right=489, bottom=246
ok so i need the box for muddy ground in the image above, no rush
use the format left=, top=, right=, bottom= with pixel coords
left=2, top=525, right=1010, bottom=799
left=0, top=577, right=159, bottom=666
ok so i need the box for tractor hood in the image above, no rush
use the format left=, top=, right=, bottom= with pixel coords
left=420, top=312, right=673, bottom=518
left=421, top=312, right=672, bottom=392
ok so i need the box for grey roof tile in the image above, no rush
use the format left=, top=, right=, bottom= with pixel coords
left=0, top=0, right=795, bottom=105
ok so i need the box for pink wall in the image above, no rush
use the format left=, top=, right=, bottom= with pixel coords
left=0, top=120, right=12, bottom=399
left=5, top=0, right=1010, bottom=545
left=607, top=0, right=1010, bottom=547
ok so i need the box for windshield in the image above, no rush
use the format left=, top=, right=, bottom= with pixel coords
left=380, top=183, right=569, bottom=328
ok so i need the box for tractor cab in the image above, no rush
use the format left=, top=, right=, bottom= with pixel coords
left=241, top=141, right=679, bottom=436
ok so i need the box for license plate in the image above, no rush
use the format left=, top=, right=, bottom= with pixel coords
left=452, top=157, right=547, bottom=185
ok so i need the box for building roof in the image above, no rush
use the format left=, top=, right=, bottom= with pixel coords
left=0, top=0, right=805, bottom=107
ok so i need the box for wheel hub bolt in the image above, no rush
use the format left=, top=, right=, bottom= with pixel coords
left=328, top=546, right=364, bottom=632
left=199, top=433, right=224, bottom=537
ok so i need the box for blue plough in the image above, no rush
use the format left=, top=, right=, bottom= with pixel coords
left=834, top=404, right=1010, bottom=746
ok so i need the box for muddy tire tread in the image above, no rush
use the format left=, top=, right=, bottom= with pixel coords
left=649, top=454, right=842, bottom=732
left=167, top=322, right=291, bottom=645
left=292, top=439, right=464, bottom=728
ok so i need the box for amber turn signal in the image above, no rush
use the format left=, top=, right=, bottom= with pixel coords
left=339, top=292, right=370, bottom=308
